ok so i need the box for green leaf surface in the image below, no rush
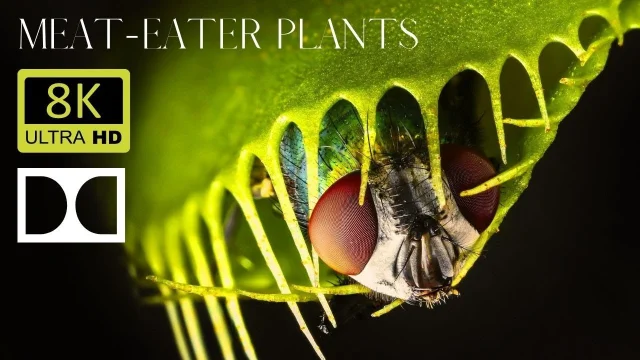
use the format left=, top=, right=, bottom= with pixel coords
left=128, top=0, right=639, bottom=289
left=129, top=0, right=636, bottom=220
left=124, top=1, right=639, bottom=359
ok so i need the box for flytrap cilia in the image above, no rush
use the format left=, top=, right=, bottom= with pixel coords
left=124, top=1, right=640, bottom=359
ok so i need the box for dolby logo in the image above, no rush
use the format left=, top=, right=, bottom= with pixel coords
left=17, top=168, right=125, bottom=243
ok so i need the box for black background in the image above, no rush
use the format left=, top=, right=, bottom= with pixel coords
left=9, top=2, right=640, bottom=360
left=24, top=77, right=124, bottom=124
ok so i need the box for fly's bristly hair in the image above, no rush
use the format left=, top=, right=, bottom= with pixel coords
left=272, top=84, right=494, bottom=319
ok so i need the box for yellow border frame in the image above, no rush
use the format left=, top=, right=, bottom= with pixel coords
left=17, top=69, right=130, bottom=153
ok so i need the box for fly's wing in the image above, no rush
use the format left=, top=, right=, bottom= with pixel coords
left=318, top=101, right=366, bottom=196
left=279, top=124, right=310, bottom=237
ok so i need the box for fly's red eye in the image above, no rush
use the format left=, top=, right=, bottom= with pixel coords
left=440, top=143, right=500, bottom=232
left=308, top=172, right=378, bottom=275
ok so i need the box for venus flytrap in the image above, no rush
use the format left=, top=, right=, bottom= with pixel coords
left=124, top=1, right=640, bottom=359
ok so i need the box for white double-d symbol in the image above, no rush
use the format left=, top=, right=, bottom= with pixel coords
left=17, top=168, right=125, bottom=243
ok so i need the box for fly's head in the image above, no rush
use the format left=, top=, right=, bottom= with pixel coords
left=367, top=143, right=499, bottom=304
left=308, top=87, right=500, bottom=306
